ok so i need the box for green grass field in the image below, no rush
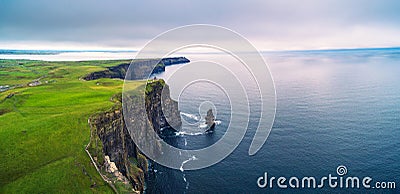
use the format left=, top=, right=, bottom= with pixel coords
left=0, top=59, right=141, bottom=193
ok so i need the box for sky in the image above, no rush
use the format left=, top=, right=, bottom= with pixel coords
left=1, top=0, right=400, bottom=51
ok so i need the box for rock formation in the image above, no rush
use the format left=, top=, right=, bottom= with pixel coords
left=205, top=109, right=216, bottom=132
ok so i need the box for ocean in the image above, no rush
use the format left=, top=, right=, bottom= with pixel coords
left=148, top=48, right=400, bottom=193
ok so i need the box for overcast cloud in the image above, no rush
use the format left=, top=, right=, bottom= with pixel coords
left=1, top=0, right=400, bottom=50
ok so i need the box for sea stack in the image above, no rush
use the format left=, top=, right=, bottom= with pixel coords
left=205, top=109, right=216, bottom=132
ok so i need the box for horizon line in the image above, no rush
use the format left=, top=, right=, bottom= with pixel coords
left=0, top=46, right=399, bottom=54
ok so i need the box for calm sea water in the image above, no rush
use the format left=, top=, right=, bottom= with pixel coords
left=148, top=48, right=400, bottom=193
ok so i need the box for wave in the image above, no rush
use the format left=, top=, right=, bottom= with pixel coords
left=180, top=112, right=222, bottom=124
left=198, top=123, right=208, bottom=129
left=180, top=112, right=200, bottom=121
left=199, top=120, right=222, bottom=128
left=180, top=155, right=198, bottom=172
left=175, top=131, right=204, bottom=136
left=175, top=119, right=223, bottom=136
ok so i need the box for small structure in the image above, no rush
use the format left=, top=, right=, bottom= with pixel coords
left=0, top=85, right=10, bottom=92
left=28, top=80, right=41, bottom=87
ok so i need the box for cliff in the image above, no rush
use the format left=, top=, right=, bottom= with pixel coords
left=82, top=57, right=189, bottom=81
left=145, top=79, right=181, bottom=134
left=87, top=80, right=181, bottom=193
left=88, top=106, right=147, bottom=193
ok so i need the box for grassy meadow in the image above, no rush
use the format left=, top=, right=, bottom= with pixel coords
left=0, top=59, right=142, bottom=193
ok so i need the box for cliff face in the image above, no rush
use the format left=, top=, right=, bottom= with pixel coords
left=145, top=79, right=181, bottom=134
left=87, top=80, right=181, bottom=193
left=83, top=63, right=130, bottom=81
left=89, top=108, right=147, bottom=192
left=82, top=57, right=189, bottom=81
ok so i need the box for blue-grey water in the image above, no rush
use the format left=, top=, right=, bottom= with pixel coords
left=148, top=48, right=400, bottom=193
